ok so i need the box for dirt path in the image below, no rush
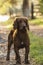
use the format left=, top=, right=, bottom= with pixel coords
left=0, top=25, right=43, bottom=65
left=30, top=25, right=43, bottom=37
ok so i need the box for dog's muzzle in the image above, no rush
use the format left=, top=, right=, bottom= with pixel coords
left=19, top=22, right=26, bottom=30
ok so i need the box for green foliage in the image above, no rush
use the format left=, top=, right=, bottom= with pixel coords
left=0, top=0, right=17, bottom=14
left=0, top=0, right=23, bottom=14
left=39, top=0, right=43, bottom=14
left=29, top=32, right=43, bottom=65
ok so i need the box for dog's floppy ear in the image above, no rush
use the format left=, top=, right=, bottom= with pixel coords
left=10, top=29, right=14, bottom=35
left=25, top=19, right=29, bottom=30
left=13, top=18, right=18, bottom=29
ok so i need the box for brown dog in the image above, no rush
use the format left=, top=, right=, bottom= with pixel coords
left=6, top=17, right=30, bottom=64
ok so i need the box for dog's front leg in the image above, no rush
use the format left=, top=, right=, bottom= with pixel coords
left=25, top=46, right=30, bottom=64
left=14, top=47, right=21, bottom=64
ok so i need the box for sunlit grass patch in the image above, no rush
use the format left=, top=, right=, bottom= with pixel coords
left=29, top=18, right=43, bottom=25
left=29, top=32, right=43, bottom=65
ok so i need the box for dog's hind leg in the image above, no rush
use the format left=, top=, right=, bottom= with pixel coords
left=6, top=29, right=14, bottom=60
left=25, top=38, right=30, bottom=64
left=6, top=41, right=12, bottom=60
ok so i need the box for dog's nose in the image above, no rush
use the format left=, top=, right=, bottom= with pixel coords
left=22, top=22, right=26, bottom=27
left=24, top=24, right=26, bottom=27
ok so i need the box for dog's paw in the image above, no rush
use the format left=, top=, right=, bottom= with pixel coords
left=16, top=61, right=21, bottom=64
left=6, top=57, right=10, bottom=61
left=25, top=60, right=30, bottom=64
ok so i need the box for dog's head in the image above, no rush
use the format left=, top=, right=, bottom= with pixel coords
left=13, top=17, right=29, bottom=30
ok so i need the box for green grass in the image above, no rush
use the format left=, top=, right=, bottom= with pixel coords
left=29, top=32, right=43, bottom=65
left=29, top=18, right=43, bottom=25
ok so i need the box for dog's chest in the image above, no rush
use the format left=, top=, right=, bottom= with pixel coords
left=18, top=31, right=27, bottom=40
left=19, top=41, right=25, bottom=48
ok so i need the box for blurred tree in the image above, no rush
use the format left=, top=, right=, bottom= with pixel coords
left=8, top=0, right=17, bottom=16
left=31, top=2, right=34, bottom=19
left=22, top=0, right=29, bottom=17
left=9, top=7, right=13, bottom=16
